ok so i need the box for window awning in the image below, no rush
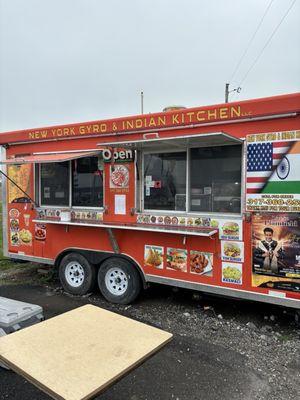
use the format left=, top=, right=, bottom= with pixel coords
left=97, top=132, right=243, bottom=151
left=0, top=151, right=101, bottom=165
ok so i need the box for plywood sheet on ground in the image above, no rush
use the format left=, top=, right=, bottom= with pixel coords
left=0, top=304, right=172, bottom=400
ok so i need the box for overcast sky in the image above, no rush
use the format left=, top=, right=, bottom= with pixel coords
left=0, top=0, right=299, bottom=132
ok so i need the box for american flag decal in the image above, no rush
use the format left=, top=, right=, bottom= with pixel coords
left=246, top=141, right=291, bottom=193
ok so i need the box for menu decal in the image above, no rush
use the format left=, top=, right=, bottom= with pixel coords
left=167, top=248, right=187, bottom=272
left=144, top=245, right=164, bottom=269
left=222, top=262, right=243, bottom=285
left=190, top=251, right=213, bottom=276
left=114, top=195, right=126, bottom=215
left=221, top=241, right=244, bottom=263
left=219, top=219, right=243, bottom=241
left=10, top=217, right=20, bottom=246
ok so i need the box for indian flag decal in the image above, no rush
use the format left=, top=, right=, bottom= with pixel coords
left=262, top=141, right=300, bottom=194
left=246, top=131, right=300, bottom=212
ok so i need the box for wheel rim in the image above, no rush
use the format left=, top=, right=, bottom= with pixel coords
left=65, top=261, right=85, bottom=287
left=105, top=267, right=128, bottom=296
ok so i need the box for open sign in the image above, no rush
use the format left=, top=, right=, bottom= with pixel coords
left=102, top=149, right=134, bottom=162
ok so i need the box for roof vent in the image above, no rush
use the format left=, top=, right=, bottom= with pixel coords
left=162, top=105, right=186, bottom=112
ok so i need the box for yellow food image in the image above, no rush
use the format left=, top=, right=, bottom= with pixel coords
left=145, top=248, right=162, bottom=267
left=8, top=165, right=31, bottom=203
left=210, top=219, right=219, bottom=227
left=19, top=229, right=32, bottom=243
left=223, top=266, right=241, bottom=281
left=224, top=242, right=241, bottom=258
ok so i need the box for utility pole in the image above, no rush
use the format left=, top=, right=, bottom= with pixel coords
left=225, top=83, right=229, bottom=103
left=141, top=91, right=144, bottom=114
left=225, top=83, right=241, bottom=103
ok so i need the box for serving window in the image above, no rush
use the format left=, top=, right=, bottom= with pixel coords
left=72, top=157, right=103, bottom=207
left=190, top=145, right=241, bottom=213
left=40, top=162, right=70, bottom=206
left=143, top=152, right=186, bottom=211
left=143, top=144, right=242, bottom=214
left=39, top=156, right=104, bottom=208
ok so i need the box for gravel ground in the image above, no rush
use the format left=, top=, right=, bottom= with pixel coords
left=87, top=288, right=300, bottom=400
left=0, top=269, right=299, bottom=400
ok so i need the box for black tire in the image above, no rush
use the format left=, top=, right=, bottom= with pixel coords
left=98, top=257, right=142, bottom=304
left=295, top=310, right=300, bottom=327
left=59, top=252, right=96, bottom=295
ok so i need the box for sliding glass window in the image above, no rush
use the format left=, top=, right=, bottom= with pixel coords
left=190, top=145, right=242, bottom=213
left=72, top=156, right=103, bottom=207
left=40, top=162, right=70, bottom=206
left=39, top=156, right=104, bottom=208
left=143, top=145, right=242, bottom=214
left=143, top=152, right=187, bottom=211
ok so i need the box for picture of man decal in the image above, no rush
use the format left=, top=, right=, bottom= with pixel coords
left=252, top=213, right=300, bottom=293
left=253, top=227, right=283, bottom=274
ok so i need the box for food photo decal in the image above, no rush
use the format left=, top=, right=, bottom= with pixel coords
left=9, top=208, right=20, bottom=218
left=220, top=221, right=240, bottom=239
left=221, top=241, right=244, bottom=262
left=166, top=248, right=187, bottom=272
left=144, top=245, right=164, bottom=269
left=10, top=219, right=19, bottom=230
left=222, top=262, right=243, bottom=285
left=19, top=229, right=32, bottom=245
left=35, top=224, right=46, bottom=241
left=110, top=165, right=129, bottom=188
left=190, top=251, right=213, bottom=276
left=9, top=211, right=20, bottom=246
left=10, top=231, right=20, bottom=246
left=219, top=219, right=243, bottom=240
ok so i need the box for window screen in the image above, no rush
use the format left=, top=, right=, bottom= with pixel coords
left=40, top=162, right=70, bottom=206
left=143, top=152, right=186, bottom=211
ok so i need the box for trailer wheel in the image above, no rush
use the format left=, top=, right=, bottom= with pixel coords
left=59, top=253, right=96, bottom=295
left=98, top=257, right=141, bottom=304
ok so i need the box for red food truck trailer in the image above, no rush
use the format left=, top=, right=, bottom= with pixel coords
left=0, top=93, right=299, bottom=311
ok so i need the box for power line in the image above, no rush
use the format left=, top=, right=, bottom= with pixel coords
left=229, top=0, right=274, bottom=83
left=238, top=0, right=297, bottom=86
